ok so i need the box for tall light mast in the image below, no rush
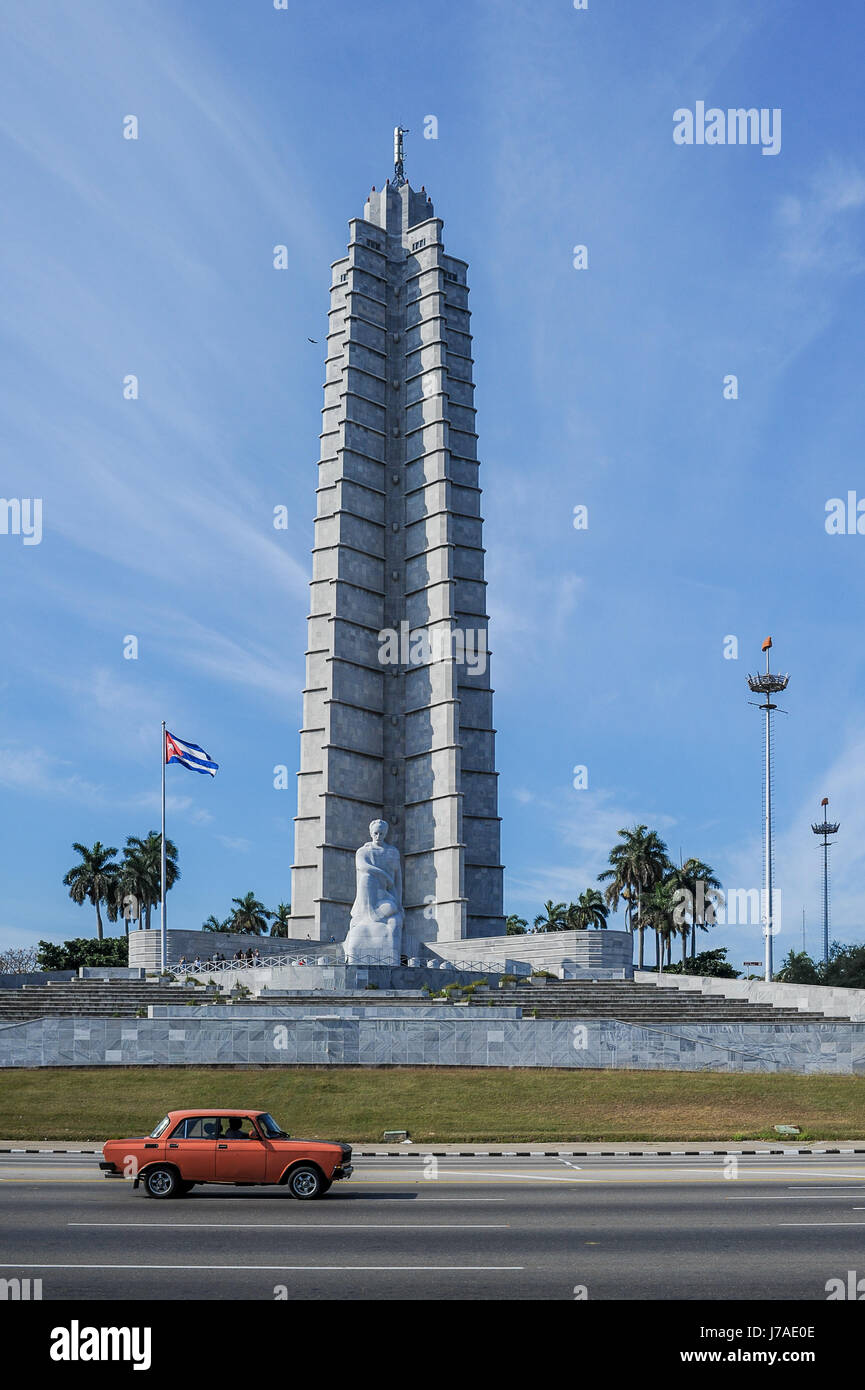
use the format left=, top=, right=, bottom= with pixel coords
left=811, top=797, right=840, bottom=966
left=747, top=637, right=789, bottom=981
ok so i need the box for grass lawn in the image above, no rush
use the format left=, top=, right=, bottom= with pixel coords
left=0, top=1067, right=863, bottom=1142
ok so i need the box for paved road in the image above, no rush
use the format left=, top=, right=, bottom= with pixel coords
left=2, top=1152, right=865, bottom=1300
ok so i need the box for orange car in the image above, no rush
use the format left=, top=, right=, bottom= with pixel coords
left=100, top=1109, right=352, bottom=1200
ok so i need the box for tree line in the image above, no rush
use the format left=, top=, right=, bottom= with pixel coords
left=202, top=895, right=292, bottom=937
left=506, top=824, right=723, bottom=969
left=62, top=836, right=179, bottom=940
left=61, top=842, right=295, bottom=941
left=776, top=943, right=865, bottom=990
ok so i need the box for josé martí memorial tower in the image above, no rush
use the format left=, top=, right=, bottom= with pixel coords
left=290, top=129, right=505, bottom=955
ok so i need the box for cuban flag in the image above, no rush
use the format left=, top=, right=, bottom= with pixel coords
left=165, top=729, right=219, bottom=776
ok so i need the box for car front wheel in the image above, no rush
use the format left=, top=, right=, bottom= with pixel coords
left=287, top=1165, right=325, bottom=1199
left=143, top=1166, right=180, bottom=1199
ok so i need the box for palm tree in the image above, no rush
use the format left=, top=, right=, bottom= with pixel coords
left=506, top=914, right=528, bottom=935
left=636, top=879, right=678, bottom=973
left=567, top=889, right=609, bottom=930
left=678, top=858, right=723, bottom=961
left=532, top=900, right=568, bottom=933
left=62, top=842, right=119, bottom=941
left=202, top=914, right=230, bottom=933
left=270, top=903, right=292, bottom=938
left=229, top=892, right=273, bottom=936
left=124, top=832, right=180, bottom=929
left=112, top=840, right=154, bottom=931
left=598, top=826, right=671, bottom=968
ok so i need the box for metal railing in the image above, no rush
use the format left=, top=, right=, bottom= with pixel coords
left=170, top=953, right=513, bottom=976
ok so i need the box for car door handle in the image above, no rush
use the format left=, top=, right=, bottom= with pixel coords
left=218, top=1143, right=227, bottom=1149
left=168, top=1143, right=179, bottom=1149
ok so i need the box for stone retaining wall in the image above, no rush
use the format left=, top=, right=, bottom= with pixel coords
left=635, top=971, right=865, bottom=1020
left=128, top=930, right=331, bottom=970
left=430, top=929, right=633, bottom=978
left=1, top=1015, right=861, bottom=1073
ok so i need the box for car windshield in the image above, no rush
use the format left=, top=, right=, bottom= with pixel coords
left=257, top=1113, right=288, bottom=1138
left=149, top=1116, right=171, bottom=1138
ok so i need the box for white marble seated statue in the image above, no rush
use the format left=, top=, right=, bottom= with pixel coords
left=342, top=819, right=404, bottom=966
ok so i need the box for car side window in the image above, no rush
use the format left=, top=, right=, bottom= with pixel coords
left=222, top=1117, right=254, bottom=1139
left=183, top=1118, right=223, bottom=1140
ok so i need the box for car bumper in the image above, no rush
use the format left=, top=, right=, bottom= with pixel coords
left=332, top=1164, right=353, bottom=1181
left=99, top=1161, right=124, bottom=1178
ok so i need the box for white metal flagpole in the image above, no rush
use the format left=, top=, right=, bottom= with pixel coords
left=160, top=720, right=167, bottom=974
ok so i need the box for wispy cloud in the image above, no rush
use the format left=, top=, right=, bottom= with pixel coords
left=0, top=746, right=107, bottom=802
left=505, top=785, right=678, bottom=922
left=777, top=162, right=865, bottom=276
left=216, top=834, right=252, bottom=853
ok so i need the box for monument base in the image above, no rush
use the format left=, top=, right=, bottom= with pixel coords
left=188, top=961, right=499, bottom=994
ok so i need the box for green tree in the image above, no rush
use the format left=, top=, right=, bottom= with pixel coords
left=672, top=858, right=724, bottom=960
left=532, top=900, right=568, bottom=933
left=228, top=892, right=274, bottom=936
left=567, top=889, right=609, bottom=930
left=821, top=941, right=865, bottom=989
left=37, top=937, right=128, bottom=970
left=62, top=842, right=119, bottom=941
left=598, top=826, right=671, bottom=967
left=635, top=878, right=679, bottom=971
left=202, top=915, right=231, bottom=933
left=663, top=946, right=740, bottom=979
left=122, top=832, right=179, bottom=930
left=270, top=903, right=292, bottom=938
left=111, top=839, right=155, bottom=932
left=506, top=914, right=528, bottom=935
left=774, top=948, right=820, bottom=984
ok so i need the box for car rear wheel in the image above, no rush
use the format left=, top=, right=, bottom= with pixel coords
left=143, top=1166, right=180, bottom=1199
left=287, top=1164, right=326, bottom=1199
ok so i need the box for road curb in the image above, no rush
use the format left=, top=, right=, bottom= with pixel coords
left=3, top=1143, right=865, bottom=1157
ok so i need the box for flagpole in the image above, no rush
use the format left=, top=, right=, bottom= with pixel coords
left=160, top=720, right=167, bottom=974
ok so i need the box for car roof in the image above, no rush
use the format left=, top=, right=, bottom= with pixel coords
left=165, top=1109, right=267, bottom=1118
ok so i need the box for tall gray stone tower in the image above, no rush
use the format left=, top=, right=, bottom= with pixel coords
left=291, top=131, right=505, bottom=953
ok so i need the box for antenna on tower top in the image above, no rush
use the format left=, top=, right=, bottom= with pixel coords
left=393, top=125, right=409, bottom=185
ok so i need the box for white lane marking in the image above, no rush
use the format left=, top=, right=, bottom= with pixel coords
left=400, top=1163, right=865, bottom=1177
left=0, top=1262, right=523, bottom=1272
left=68, top=1222, right=508, bottom=1230
left=687, top=1168, right=865, bottom=1178
left=559, top=1160, right=583, bottom=1170
left=426, top=1170, right=592, bottom=1182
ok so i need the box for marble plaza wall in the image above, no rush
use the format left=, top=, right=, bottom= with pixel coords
left=0, top=972, right=77, bottom=988
left=634, top=971, right=865, bottom=1021
left=148, top=1004, right=523, bottom=1020
left=1, top=1014, right=862, bottom=1072
left=429, top=930, right=634, bottom=979
left=128, top=930, right=329, bottom=970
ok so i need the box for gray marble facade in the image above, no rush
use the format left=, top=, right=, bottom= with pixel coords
left=2, top=1014, right=863, bottom=1073
left=291, top=148, right=505, bottom=954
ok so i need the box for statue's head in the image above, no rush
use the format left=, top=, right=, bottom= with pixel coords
left=369, top=819, right=388, bottom=844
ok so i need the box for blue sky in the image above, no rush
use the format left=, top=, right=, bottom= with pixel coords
left=2, top=0, right=864, bottom=971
